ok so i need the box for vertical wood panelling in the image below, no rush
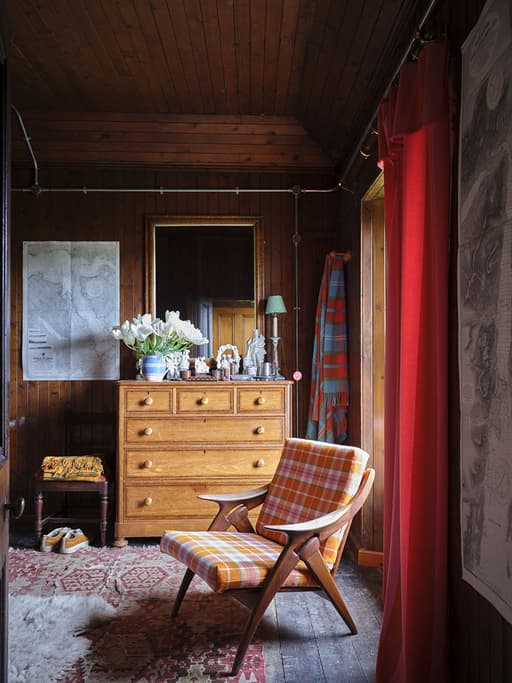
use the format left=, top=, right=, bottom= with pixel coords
left=273, top=0, right=298, bottom=114
left=183, top=0, right=215, bottom=113
left=234, top=0, right=251, bottom=114
left=9, top=167, right=339, bottom=531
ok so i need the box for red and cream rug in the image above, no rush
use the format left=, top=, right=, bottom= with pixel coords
left=9, top=545, right=266, bottom=682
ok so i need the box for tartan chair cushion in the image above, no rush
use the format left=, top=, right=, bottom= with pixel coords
left=161, top=531, right=315, bottom=592
left=256, top=438, right=369, bottom=566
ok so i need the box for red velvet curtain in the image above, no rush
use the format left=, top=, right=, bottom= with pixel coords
left=376, top=42, right=451, bottom=683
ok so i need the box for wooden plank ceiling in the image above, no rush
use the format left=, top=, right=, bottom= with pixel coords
left=8, top=0, right=433, bottom=173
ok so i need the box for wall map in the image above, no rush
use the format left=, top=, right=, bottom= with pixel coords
left=22, top=241, right=120, bottom=380
left=459, top=0, right=512, bottom=623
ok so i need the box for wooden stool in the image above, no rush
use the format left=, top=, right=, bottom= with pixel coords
left=34, top=411, right=115, bottom=547
left=34, top=473, right=108, bottom=547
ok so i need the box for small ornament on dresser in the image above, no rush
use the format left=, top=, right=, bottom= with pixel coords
left=111, top=311, right=208, bottom=381
left=194, top=357, right=210, bottom=374
left=246, top=329, right=266, bottom=375
left=216, top=344, right=241, bottom=378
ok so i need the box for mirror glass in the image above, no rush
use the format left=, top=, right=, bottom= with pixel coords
left=146, top=216, right=264, bottom=359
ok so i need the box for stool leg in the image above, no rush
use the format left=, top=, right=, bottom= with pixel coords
left=99, top=490, right=108, bottom=547
left=34, top=491, right=43, bottom=546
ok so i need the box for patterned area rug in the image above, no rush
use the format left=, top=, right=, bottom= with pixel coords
left=9, top=546, right=266, bottom=682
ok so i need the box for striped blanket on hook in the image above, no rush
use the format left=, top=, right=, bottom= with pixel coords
left=306, top=252, right=349, bottom=443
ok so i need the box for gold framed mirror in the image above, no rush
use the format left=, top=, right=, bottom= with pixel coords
left=146, top=215, right=264, bottom=359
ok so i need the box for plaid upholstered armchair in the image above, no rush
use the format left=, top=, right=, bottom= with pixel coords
left=161, top=437, right=375, bottom=676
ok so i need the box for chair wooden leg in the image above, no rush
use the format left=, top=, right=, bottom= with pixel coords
left=304, top=550, right=357, bottom=634
left=172, top=568, right=195, bottom=617
left=231, top=547, right=300, bottom=675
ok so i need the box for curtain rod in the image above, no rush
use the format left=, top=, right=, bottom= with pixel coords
left=336, top=0, right=440, bottom=185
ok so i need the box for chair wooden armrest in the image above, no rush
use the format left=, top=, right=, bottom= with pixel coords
left=264, top=506, right=347, bottom=536
left=198, top=485, right=269, bottom=532
left=198, top=485, right=269, bottom=504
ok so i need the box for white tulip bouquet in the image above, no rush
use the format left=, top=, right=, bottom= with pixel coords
left=111, top=310, right=208, bottom=359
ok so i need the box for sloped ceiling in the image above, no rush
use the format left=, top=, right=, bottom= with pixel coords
left=8, top=0, right=434, bottom=173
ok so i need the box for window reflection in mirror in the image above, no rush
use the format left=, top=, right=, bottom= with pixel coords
left=146, top=216, right=264, bottom=360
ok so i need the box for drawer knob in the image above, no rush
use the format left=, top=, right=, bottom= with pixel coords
left=143, top=427, right=153, bottom=436
left=255, top=426, right=265, bottom=435
left=256, top=396, right=266, bottom=405
left=255, top=458, right=265, bottom=468
left=144, top=459, right=153, bottom=469
left=199, top=396, right=209, bottom=405
left=144, top=496, right=153, bottom=507
left=144, top=396, right=154, bottom=406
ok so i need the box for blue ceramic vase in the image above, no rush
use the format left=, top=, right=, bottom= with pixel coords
left=140, top=355, right=167, bottom=381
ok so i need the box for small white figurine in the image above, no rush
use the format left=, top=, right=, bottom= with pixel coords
left=194, top=356, right=209, bottom=374
left=216, top=344, right=241, bottom=373
left=179, top=349, right=190, bottom=371
left=246, top=329, right=266, bottom=372
left=164, top=352, right=181, bottom=379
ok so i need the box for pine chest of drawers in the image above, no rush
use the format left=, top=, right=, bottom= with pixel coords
left=114, top=380, right=292, bottom=545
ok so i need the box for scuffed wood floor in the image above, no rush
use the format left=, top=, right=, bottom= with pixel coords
left=261, top=559, right=382, bottom=683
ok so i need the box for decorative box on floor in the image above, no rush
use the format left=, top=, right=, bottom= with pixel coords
left=34, top=412, right=115, bottom=548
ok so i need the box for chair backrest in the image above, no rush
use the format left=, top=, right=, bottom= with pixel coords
left=256, top=437, right=370, bottom=566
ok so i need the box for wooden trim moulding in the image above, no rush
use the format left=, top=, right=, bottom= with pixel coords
left=358, top=549, right=384, bottom=568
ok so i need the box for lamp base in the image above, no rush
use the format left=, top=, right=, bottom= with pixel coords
left=270, top=336, right=283, bottom=379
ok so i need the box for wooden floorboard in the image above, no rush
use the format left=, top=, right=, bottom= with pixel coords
left=267, top=560, right=382, bottom=683
left=276, top=591, right=327, bottom=682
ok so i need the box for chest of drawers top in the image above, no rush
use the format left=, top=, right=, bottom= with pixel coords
left=119, top=380, right=291, bottom=415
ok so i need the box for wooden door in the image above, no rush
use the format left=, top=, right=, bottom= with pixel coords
left=212, top=305, right=255, bottom=359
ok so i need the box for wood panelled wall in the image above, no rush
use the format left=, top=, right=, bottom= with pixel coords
left=9, top=167, right=344, bottom=530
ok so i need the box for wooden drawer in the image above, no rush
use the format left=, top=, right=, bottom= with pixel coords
left=237, top=386, right=285, bottom=413
left=124, top=481, right=268, bottom=518
left=124, top=388, right=172, bottom=412
left=176, top=387, right=234, bottom=414
left=125, top=448, right=281, bottom=478
left=125, top=417, right=284, bottom=444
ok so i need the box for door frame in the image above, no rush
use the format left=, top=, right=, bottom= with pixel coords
left=359, top=173, right=385, bottom=561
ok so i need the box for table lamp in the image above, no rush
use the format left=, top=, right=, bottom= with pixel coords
left=265, top=295, right=287, bottom=378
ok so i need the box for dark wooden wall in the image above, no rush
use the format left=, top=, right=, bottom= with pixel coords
left=9, top=166, right=343, bottom=528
